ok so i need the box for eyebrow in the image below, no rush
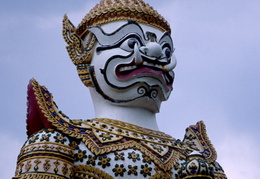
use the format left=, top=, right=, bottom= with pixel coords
left=88, top=20, right=147, bottom=46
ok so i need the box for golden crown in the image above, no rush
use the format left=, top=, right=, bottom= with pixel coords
left=63, top=0, right=171, bottom=87
left=77, top=0, right=171, bottom=39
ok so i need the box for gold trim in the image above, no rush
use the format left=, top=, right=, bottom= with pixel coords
left=18, top=155, right=74, bottom=166
left=183, top=174, right=212, bottom=179
left=82, top=118, right=180, bottom=148
left=82, top=135, right=136, bottom=155
left=135, top=142, right=179, bottom=172
left=77, top=0, right=171, bottom=39
left=17, top=173, right=68, bottom=179
left=150, top=171, right=173, bottom=179
left=140, top=141, right=169, bottom=156
left=19, top=141, right=74, bottom=155
left=74, top=165, right=114, bottom=179
left=19, top=150, right=74, bottom=160
left=62, top=15, right=96, bottom=87
left=22, top=141, right=74, bottom=150
left=92, top=128, right=124, bottom=143
left=83, top=118, right=175, bottom=143
left=187, top=121, right=217, bottom=163
left=93, top=118, right=173, bottom=140
left=214, top=171, right=228, bottom=179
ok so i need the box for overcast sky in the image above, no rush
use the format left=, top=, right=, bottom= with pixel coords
left=1, top=0, right=260, bottom=178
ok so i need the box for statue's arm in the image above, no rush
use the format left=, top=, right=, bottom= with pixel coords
left=181, top=121, right=228, bottom=178
left=13, top=129, right=75, bottom=179
left=13, top=79, right=75, bottom=178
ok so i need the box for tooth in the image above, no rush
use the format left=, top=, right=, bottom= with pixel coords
left=166, top=76, right=169, bottom=83
left=163, top=55, right=177, bottom=71
left=134, top=43, right=143, bottom=65
left=119, top=65, right=137, bottom=73
left=122, top=67, right=127, bottom=71
left=143, top=61, right=148, bottom=66
left=129, top=66, right=135, bottom=70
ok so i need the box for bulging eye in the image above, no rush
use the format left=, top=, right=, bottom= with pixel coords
left=120, top=38, right=139, bottom=52
left=128, top=39, right=137, bottom=49
left=163, top=47, right=172, bottom=59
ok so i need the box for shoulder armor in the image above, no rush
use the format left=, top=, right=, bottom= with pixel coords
left=183, top=121, right=217, bottom=163
left=14, top=128, right=74, bottom=178
left=26, top=79, right=53, bottom=137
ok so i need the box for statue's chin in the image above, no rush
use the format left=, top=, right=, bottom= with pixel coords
left=111, top=96, right=162, bottom=113
left=91, top=77, right=164, bottom=113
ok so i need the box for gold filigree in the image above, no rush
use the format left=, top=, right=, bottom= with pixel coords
left=214, top=172, right=228, bottom=179
left=185, top=121, right=217, bottom=163
left=62, top=15, right=96, bottom=87
left=19, top=141, right=74, bottom=156
left=18, top=154, right=74, bottom=166
left=16, top=173, right=67, bottom=179
left=135, top=142, right=180, bottom=172
left=141, top=141, right=169, bottom=156
left=16, top=157, right=73, bottom=179
left=74, top=165, right=114, bottom=179
left=92, top=128, right=123, bottom=143
left=82, top=135, right=136, bottom=155
left=150, top=171, right=174, bottom=179
left=81, top=118, right=183, bottom=149
left=92, top=118, right=173, bottom=140
left=76, top=0, right=171, bottom=39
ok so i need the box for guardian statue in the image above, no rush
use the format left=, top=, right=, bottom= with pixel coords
left=13, top=0, right=227, bottom=178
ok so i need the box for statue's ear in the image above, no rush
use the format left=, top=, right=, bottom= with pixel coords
left=63, top=14, right=84, bottom=65
left=62, top=14, right=96, bottom=87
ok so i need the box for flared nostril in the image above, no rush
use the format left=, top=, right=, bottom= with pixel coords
left=139, top=42, right=163, bottom=58
left=139, top=47, right=148, bottom=56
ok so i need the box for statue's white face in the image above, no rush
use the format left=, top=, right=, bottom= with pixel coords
left=88, top=21, right=176, bottom=112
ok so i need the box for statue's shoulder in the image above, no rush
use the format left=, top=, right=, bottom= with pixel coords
left=179, top=121, right=227, bottom=178
left=26, top=78, right=53, bottom=137
left=26, top=78, right=87, bottom=139
left=183, top=121, right=217, bottom=163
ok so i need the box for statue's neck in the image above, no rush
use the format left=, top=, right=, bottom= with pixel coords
left=89, top=88, right=159, bottom=131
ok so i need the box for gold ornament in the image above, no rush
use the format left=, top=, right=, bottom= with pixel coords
left=77, top=0, right=171, bottom=39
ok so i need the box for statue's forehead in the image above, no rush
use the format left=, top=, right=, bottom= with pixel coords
left=100, top=21, right=165, bottom=39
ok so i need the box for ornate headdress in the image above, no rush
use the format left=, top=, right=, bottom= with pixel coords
left=63, top=0, right=171, bottom=87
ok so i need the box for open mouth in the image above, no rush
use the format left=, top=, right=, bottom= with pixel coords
left=115, top=58, right=174, bottom=86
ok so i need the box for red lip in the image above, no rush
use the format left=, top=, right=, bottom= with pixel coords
left=116, top=66, right=163, bottom=79
left=115, top=64, right=173, bottom=90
